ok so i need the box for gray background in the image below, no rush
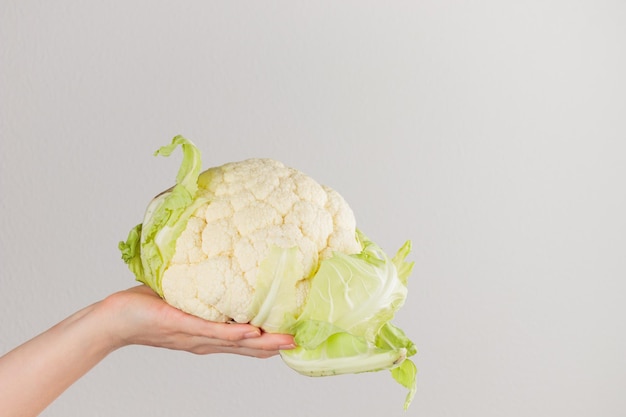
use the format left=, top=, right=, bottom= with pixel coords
left=1, top=1, right=625, bottom=416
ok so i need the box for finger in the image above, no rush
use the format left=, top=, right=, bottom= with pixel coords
left=223, top=347, right=281, bottom=359
left=187, top=343, right=281, bottom=358
left=180, top=332, right=295, bottom=355
left=237, top=332, right=296, bottom=351
left=151, top=303, right=261, bottom=341
left=188, top=320, right=265, bottom=341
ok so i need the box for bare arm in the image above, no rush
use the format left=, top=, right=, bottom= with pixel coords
left=0, top=285, right=295, bottom=417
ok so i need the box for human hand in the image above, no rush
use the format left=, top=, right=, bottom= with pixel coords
left=100, top=285, right=296, bottom=358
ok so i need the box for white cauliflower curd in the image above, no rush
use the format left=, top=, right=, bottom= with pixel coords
left=161, top=157, right=361, bottom=324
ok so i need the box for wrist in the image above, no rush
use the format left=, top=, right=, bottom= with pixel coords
left=91, top=294, right=134, bottom=352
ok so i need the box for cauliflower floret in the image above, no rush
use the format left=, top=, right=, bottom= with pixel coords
left=160, top=158, right=362, bottom=324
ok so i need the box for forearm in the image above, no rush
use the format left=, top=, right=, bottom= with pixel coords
left=0, top=301, right=119, bottom=417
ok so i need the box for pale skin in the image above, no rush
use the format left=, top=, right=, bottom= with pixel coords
left=0, top=285, right=296, bottom=417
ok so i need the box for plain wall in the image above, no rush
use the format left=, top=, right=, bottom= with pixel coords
left=1, top=1, right=625, bottom=416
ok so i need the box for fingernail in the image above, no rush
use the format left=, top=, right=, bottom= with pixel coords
left=279, top=343, right=296, bottom=350
left=244, top=331, right=261, bottom=339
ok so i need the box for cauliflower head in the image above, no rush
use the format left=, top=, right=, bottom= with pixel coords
left=119, top=136, right=362, bottom=328
left=162, top=157, right=361, bottom=324
left=119, top=136, right=417, bottom=409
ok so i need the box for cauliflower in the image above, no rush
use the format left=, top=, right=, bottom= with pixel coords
left=119, top=136, right=417, bottom=409
left=161, top=157, right=361, bottom=325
